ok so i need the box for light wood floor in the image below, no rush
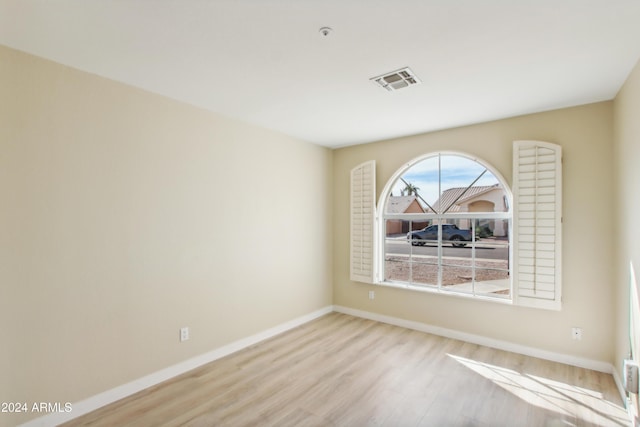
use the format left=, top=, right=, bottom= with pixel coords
left=62, top=313, right=629, bottom=426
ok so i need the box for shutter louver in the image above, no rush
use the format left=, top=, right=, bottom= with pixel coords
left=514, top=141, right=562, bottom=310
left=350, top=161, right=376, bottom=283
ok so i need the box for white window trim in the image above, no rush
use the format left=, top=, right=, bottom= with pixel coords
left=375, top=151, right=513, bottom=300
left=350, top=143, right=562, bottom=310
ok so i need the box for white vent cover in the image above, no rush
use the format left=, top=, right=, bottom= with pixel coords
left=370, top=67, right=421, bottom=91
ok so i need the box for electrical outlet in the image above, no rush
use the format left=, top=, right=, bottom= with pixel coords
left=571, top=327, right=582, bottom=341
left=369, top=290, right=375, bottom=300
left=180, top=327, right=189, bottom=342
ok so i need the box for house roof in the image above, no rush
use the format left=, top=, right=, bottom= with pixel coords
left=1, top=1, right=639, bottom=147
left=431, top=185, right=501, bottom=213
left=386, top=196, right=425, bottom=214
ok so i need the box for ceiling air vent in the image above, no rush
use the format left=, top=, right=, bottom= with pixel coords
left=370, top=67, right=420, bottom=92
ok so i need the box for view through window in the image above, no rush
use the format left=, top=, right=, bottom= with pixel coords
left=382, top=153, right=512, bottom=299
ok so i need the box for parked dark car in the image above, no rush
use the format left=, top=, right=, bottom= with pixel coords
left=407, top=224, right=472, bottom=247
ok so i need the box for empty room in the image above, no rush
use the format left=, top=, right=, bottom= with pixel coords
left=2, top=1, right=640, bottom=426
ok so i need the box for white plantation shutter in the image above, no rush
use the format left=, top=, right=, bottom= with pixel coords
left=513, top=141, right=562, bottom=310
left=350, top=161, right=376, bottom=283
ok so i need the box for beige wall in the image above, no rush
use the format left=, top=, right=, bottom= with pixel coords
left=614, top=58, right=640, bottom=412
left=0, top=46, right=333, bottom=426
left=333, top=102, right=615, bottom=364
left=2, top=39, right=636, bottom=427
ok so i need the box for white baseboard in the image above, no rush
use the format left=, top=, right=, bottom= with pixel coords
left=19, top=304, right=626, bottom=426
left=611, top=367, right=631, bottom=413
left=19, top=306, right=333, bottom=427
left=333, top=305, right=615, bottom=374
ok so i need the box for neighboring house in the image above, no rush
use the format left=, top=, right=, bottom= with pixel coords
left=385, top=195, right=427, bottom=235
left=431, top=184, right=508, bottom=236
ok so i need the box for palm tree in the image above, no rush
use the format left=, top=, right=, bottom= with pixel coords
left=402, top=182, right=420, bottom=196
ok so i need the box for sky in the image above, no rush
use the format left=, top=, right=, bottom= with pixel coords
left=390, top=154, right=501, bottom=206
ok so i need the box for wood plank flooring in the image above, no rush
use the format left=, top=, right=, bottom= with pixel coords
left=62, top=313, right=629, bottom=426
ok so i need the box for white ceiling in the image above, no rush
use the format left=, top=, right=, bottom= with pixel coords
left=2, top=0, right=640, bottom=148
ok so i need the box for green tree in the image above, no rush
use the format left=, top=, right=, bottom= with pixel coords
left=402, top=182, right=420, bottom=196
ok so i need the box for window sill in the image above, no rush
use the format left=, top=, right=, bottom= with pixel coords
left=376, top=279, right=514, bottom=306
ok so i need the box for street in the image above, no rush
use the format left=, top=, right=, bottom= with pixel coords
left=385, top=239, right=508, bottom=260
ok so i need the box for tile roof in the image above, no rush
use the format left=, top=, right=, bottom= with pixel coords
left=430, top=184, right=500, bottom=213
left=385, top=196, right=425, bottom=214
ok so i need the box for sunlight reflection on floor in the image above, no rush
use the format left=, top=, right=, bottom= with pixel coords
left=448, top=354, right=629, bottom=426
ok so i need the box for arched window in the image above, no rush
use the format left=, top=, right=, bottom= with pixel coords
left=351, top=141, right=561, bottom=309
left=378, top=152, right=512, bottom=300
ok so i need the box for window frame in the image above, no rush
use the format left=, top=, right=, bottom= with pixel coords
left=375, top=151, right=514, bottom=303
left=349, top=141, right=562, bottom=310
